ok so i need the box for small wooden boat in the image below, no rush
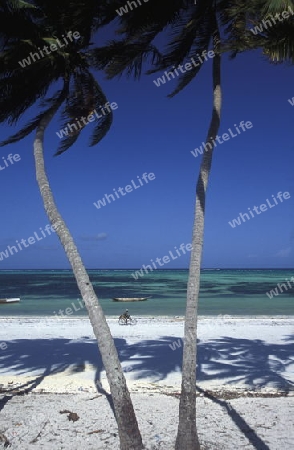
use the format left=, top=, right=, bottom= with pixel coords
left=0, top=297, right=20, bottom=304
left=112, top=297, right=150, bottom=302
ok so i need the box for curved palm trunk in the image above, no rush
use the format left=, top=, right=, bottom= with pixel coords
left=33, top=103, right=143, bottom=450
left=175, top=26, right=222, bottom=450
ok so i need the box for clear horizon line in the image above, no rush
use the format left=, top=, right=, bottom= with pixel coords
left=0, top=267, right=293, bottom=271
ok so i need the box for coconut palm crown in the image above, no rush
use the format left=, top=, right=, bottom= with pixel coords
left=0, top=0, right=118, bottom=154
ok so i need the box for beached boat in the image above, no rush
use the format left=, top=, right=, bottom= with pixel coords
left=0, top=297, right=20, bottom=304
left=112, top=297, right=150, bottom=302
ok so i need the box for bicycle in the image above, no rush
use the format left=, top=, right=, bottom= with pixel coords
left=118, top=314, right=137, bottom=325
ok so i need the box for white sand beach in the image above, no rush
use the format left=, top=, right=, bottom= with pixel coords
left=0, top=316, right=294, bottom=449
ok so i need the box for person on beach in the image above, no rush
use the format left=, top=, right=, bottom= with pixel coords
left=123, top=309, right=130, bottom=320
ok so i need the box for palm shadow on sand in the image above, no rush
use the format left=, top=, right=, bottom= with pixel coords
left=1, top=333, right=293, bottom=392
left=0, top=334, right=293, bottom=449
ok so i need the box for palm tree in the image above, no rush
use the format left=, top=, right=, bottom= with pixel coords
left=89, top=1, right=254, bottom=448
left=93, top=0, right=294, bottom=446
left=224, top=0, right=294, bottom=63
left=0, top=2, right=143, bottom=449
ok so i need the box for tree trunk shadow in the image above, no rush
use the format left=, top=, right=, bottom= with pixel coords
left=94, top=369, right=115, bottom=417
left=0, top=367, right=55, bottom=413
left=197, top=386, right=270, bottom=450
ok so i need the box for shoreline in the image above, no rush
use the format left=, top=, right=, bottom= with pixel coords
left=1, top=314, right=294, bottom=320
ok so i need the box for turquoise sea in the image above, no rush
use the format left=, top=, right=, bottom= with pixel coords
left=0, top=269, right=293, bottom=317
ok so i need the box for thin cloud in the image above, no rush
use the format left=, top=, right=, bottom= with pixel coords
left=79, top=233, right=108, bottom=242
left=29, top=244, right=60, bottom=251
left=275, top=247, right=292, bottom=257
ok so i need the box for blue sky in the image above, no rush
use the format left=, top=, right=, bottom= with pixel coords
left=0, top=40, right=294, bottom=269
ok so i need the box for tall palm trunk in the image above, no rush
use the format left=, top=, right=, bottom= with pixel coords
left=33, top=97, right=143, bottom=450
left=175, top=25, right=222, bottom=450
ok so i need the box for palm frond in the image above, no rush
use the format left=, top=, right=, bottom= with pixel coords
left=54, top=71, right=114, bottom=155
left=167, top=57, right=205, bottom=98
left=261, top=0, right=294, bottom=15
left=89, top=80, right=113, bottom=146
left=54, top=131, right=82, bottom=156
left=262, top=21, right=294, bottom=62
left=6, top=0, right=36, bottom=8
left=157, top=1, right=213, bottom=67
left=0, top=89, right=66, bottom=146
left=0, top=0, right=117, bottom=157
left=90, top=36, right=162, bottom=80
left=115, top=0, right=185, bottom=36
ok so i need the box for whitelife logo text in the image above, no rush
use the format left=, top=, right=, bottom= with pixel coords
left=18, top=31, right=80, bottom=68
left=93, top=172, right=155, bottom=210
left=191, top=121, right=253, bottom=158
left=153, top=50, right=215, bottom=88
left=0, top=224, right=57, bottom=261
left=131, top=243, right=192, bottom=280
left=56, top=102, right=118, bottom=139
left=228, top=191, right=291, bottom=228
left=266, top=277, right=294, bottom=299
left=116, top=0, right=149, bottom=16
left=249, top=6, right=294, bottom=35
left=0, top=153, right=21, bottom=172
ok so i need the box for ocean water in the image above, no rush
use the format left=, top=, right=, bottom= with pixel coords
left=0, top=269, right=293, bottom=317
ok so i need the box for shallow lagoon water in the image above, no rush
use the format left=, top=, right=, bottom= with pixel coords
left=0, top=269, right=293, bottom=317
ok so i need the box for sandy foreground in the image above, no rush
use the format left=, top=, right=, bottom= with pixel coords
left=0, top=316, right=293, bottom=449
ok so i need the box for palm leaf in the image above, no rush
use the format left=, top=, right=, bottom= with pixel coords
left=54, top=71, right=113, bottom=154
left=89, top=80, right=113, bottom=146
left=0, top=89, right=66, bottom=146
left=261, top=0, right=294, bottom=15
left=7, top=0, right=37, bottom=9
left=89, top=37, right=162, bottom=80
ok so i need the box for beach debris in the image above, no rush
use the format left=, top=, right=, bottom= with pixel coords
left=60, top=409, right=72, bottom=414
left=78, top=387, right=89, bottom=392
left=87, top=429, right=105, bottom=435
left=154, top=434, right=162, bottom=443
left=29, top=420, right=49, bottom=444
left=86, top=395, right=102, bottom=400
left=60, top=410, right=79, bottom=422
left=68, top=412, right=79, bottom=422
left=0, top=432, right=10, bottom=448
